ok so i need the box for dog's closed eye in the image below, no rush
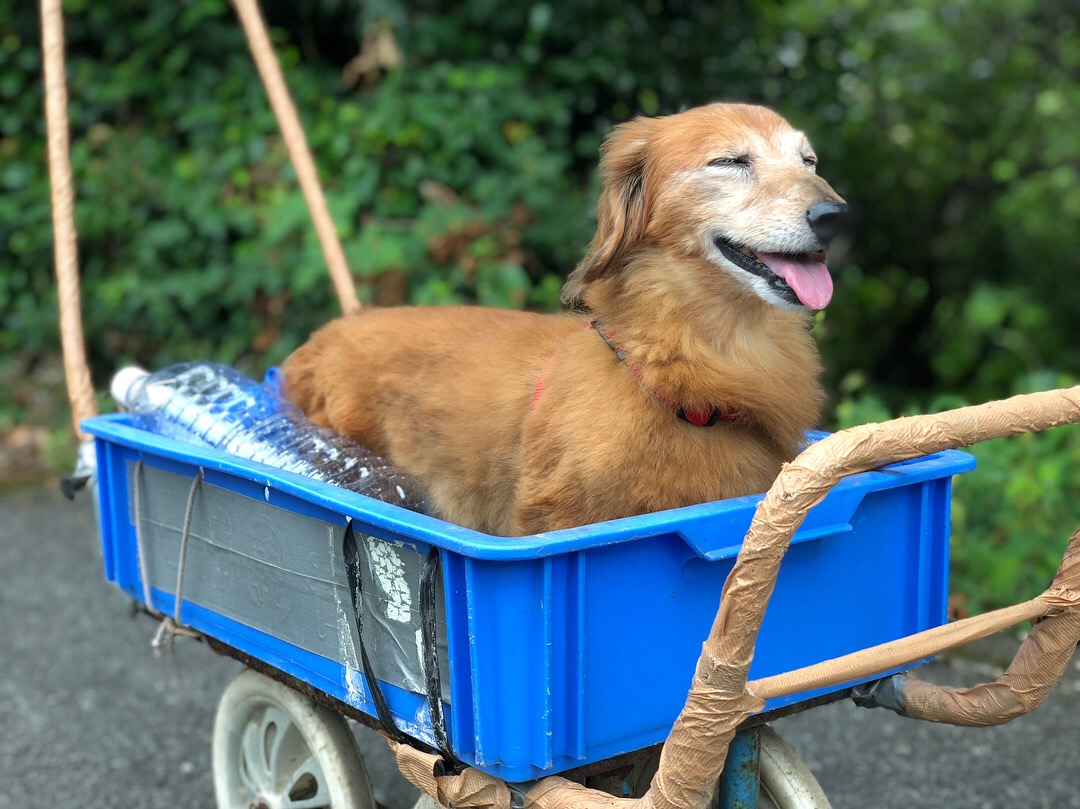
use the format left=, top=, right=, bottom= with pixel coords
left=707, top=155, right=751, bottom=168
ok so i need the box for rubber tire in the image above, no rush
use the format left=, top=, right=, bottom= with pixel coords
left=213, top=668, right=376, bottom=809
left=758, top=725, right=832, bottom=809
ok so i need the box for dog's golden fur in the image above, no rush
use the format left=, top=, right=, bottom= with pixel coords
left=284, top=103, right=844, bottom=535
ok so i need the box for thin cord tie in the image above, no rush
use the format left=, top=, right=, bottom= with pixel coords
left=151, top=468, right=205, bottom=653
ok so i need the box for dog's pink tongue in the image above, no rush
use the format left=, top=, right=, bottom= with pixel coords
left=756, top=253, right=834, bottom=310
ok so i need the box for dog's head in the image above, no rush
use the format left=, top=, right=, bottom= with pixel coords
left=563, top=103, right=849, bottom=312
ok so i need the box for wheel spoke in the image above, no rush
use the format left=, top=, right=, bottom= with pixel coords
left=215, top=671, right=376, bottom=809
left=262, top=706, right=323, bottom=793
left=260, top=706, right=294, bottom=779
left=248, top=705, right=331, bottom=807
left=281, top=753, right=331, bottom=809
left=240, top=719, right=273, bottom=794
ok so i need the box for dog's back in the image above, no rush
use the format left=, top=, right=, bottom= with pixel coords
left=284, top=306, right=580, bottom=532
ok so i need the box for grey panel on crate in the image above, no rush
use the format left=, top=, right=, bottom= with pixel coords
left=127, top=461, right=449, bottom=701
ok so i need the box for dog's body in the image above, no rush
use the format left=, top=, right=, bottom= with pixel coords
left=284, top=103, right=848, bottom=535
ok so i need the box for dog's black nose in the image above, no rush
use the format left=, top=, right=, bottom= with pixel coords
left=806, top=200, right=851, bottom=251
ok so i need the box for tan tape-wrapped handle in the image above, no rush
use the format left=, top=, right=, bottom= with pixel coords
left=900, top=525, right=1080, bottom=727
left=387, top=387, right=1080, bottom=809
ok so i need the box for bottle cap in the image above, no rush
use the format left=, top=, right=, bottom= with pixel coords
left=110, top=366, right=149, bottom=409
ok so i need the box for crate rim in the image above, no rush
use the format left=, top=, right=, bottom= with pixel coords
left=83, top=412, right=976, bottom=562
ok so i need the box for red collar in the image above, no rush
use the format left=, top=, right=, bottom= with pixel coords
left=589, top=320, right=737, bottom=427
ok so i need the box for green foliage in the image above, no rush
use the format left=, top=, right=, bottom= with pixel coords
left=952, top=428, right=1080, bottom=614
left=836, top=372, right=1080, bottom=612
left=948, top=372, right=1080, bottom=613
left=7, top=0, right=1080, bottom=393
left=4, top=0, right=1080, bottom=607
left=757, top=0, right=1080, bottom=404
left=2, top=0, right=590, bottom=380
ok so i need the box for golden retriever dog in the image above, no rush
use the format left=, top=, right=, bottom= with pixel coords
left=283, top=103, right=849, bottom=536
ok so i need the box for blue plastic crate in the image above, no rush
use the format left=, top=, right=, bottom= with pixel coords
left=84, top=413, right=975, bottom=782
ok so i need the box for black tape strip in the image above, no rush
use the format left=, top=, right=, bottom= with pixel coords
left=420, top=546, right=452, bottom=757
left=852, top=673, right=909, bottom=716
left=59, top=474, right=89, bottom=500
left=342, top=522, right=409, bottom=744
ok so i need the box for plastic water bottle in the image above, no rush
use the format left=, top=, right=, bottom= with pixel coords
left=110, top=361, right=429, bottom=512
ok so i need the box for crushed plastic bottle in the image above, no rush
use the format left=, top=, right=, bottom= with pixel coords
left=110, top=361, right=428, bottom=512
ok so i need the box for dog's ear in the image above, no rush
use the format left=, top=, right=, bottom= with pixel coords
left=561, top=117, right=655, bottom=308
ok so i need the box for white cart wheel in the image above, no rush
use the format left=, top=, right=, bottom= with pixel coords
left=758, top=725, right=832, bottom=809
left=213, top=668, right=376, bottom=809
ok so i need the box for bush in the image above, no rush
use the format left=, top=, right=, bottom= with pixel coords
left=949, top=376, right=1080, bottom=613
left=3, top=0, right=593, bottom=381
left=836, top=372, right=1080, bottom=613
left=5, top=0, right=1080, bottom=607
left=7, top=0, right=1080, bottom=395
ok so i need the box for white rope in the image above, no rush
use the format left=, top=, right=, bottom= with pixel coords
left=152, top=468, right=205, bottom=652
left=172, top=468, right=204, bottom=627
left=133, top=461, right=205, bottom=651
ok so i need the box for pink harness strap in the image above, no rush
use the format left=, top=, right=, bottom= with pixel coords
left=530, top=353, right=557, bottom=410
